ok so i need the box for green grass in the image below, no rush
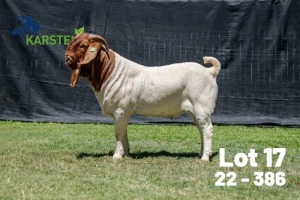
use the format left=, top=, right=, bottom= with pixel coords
left=0, top=121, right=299, bottom=199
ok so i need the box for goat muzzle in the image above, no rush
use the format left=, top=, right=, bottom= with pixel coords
left=65, top=55, right=76, bottom=65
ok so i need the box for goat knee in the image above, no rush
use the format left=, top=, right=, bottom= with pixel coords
left=204, top=123, right=213, bottom=139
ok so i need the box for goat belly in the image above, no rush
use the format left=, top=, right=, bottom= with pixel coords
left=133, top=90, right=186, bottom=118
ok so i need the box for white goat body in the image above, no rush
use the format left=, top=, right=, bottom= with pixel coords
left=94, top=51, right=220, bottom=161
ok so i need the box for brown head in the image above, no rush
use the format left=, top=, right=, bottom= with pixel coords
left=65, top=33, right=115, bottom=91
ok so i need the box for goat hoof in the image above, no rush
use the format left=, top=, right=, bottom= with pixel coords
left=200, top=155, right=210, bottom=161
left=113, top=153, right=123, bottom=160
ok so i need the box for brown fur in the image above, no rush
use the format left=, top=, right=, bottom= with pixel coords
left=81, top=49, right=115, bottom=91
left=65, top=33, right=115, bottom=91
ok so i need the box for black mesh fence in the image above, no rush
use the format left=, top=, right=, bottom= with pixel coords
left=0, top=0, right=299, bottom=125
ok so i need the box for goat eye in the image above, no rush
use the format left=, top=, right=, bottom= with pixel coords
left=80, top=44, right=88, bottom=48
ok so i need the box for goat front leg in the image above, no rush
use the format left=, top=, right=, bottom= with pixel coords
left=113, top=109, right=130, bottom=159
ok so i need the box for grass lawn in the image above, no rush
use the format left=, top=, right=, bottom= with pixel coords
left=0, top=121, right=299, bottom=199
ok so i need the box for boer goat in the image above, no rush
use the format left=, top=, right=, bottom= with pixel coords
left=65, top=33, right=221, bottom=161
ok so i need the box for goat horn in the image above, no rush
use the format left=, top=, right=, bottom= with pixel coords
left=89, top=34, right=109, bottom=52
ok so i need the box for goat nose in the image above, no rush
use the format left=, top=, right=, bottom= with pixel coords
left=65, top=55, right=74, bottom=64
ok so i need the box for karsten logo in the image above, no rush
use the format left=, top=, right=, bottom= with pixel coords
left=12, top=16, right=84, bottom=45
left=11, top=16, right=40, bottom=39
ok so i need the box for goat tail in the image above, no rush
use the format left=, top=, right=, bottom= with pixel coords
left=203, top=56, right=221, bottom=78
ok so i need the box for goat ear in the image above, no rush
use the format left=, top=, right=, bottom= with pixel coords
left=70, top=68, right=80, bottom=87
left=79, top=41, right=101, bottom=65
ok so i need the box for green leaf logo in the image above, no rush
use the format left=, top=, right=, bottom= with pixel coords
left=74, top=27, right=84, bottom=35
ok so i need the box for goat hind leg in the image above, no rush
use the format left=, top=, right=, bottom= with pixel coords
left=191, top=112, right=213, bottom=161
left=200, top=120, right=213, bottom=161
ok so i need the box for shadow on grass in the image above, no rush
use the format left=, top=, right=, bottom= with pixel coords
left=77, top=152, right=113, bottom=159
left=77, top=151, right=218, bottom=160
